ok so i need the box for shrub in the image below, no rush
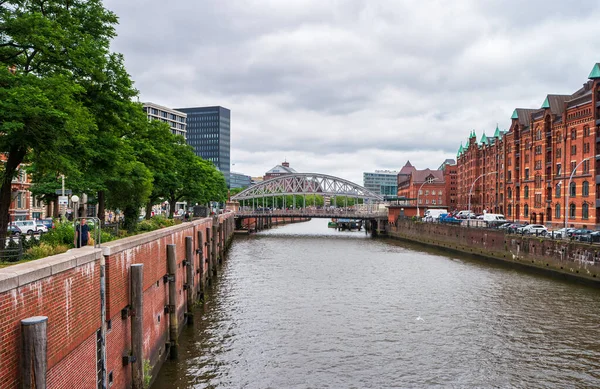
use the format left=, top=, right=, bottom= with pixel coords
left=41, top=221, right=75, bottom=247
left=24, top=243, right=69, bottom=260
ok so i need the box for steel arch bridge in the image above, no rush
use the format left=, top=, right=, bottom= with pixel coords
left=231, top=173, right=384, bottom=202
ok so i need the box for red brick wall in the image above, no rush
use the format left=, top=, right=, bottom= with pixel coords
left=0, top=214, right=234, bottom=389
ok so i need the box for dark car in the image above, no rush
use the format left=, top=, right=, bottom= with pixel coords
left=507, top=223, right=526, bottom=234
left=575, top=230, right=600, bottom=242
left=569, top=229, right=593, bottom=239
left=38, top=218, right=55, bottom=230
left=7, top=225, right=21, bottom=237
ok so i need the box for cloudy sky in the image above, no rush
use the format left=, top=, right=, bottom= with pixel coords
left=104, top=0, right=600, bottom=185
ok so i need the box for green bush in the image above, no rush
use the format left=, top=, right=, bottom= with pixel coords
left=24, top=243, right=69, bottom=260
left=40, top=221, right=75, bottom=247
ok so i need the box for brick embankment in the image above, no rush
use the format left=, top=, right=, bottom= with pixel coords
left=0, top=213, right=235, bottom=389
left=390, top=220, right=600, bottom=286
left=239, top=216, right=310, bottom=231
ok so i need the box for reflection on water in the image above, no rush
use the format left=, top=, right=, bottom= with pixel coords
left=153, top=219, right=600, bottom=388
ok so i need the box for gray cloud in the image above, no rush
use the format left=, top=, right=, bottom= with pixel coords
left=104, top=0, right=600, bottom=184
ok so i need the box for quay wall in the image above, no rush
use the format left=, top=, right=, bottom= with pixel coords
left=390, top=220, right=600, bottom=284
left=240, top=216, right=311, bottom=231
left=0, top=214, right=235, bottom=389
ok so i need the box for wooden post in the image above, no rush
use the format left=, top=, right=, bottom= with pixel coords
left=197, top=230, right=204, bottom=297
left=167, top=244, right=178, bottom=358
left=211, top=220, right=218, bottom=276
left=130, top=264, right=144, bottom=389
left=185, top=236, right=194, bottom=324
left=21, top=316, right=47, bottom=389
left=205, top=227, right=212, bottom=285
left=218, top=222, right=224, bottom=263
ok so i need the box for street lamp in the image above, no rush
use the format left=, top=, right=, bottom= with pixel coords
left=416, top=177, right=439, bottom=217
left=468, top=171, right=497, bottom=225
left=564, top=155, right=600, bottom=231
left=71, top=195, right=80, bottom=219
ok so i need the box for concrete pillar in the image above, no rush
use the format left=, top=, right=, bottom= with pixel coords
left=185, top=236, right=194, bottom=324
left=21, top=316, right=48, bottom=389
left=167, top=244, right=178, bottom=358
left=130, top=264, right=144, bottom=389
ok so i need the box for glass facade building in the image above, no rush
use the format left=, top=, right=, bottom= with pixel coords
left=230, top=172, right=252, bottom=189
left=363, top=170, right=398, bottom=196
left=176, top=106, right=231, bottom=187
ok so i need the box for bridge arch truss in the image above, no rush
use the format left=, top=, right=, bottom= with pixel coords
left=231, top=173, right=384, bottom=202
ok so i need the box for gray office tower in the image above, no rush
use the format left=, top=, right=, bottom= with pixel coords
left=175, top=106, right=231, bottom=187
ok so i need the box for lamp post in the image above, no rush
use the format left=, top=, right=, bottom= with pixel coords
left=468, top=171, right=497, bottom=226
left=416, top=177, right=439, bottom=217
left=564, top=155, right=599, bottom=231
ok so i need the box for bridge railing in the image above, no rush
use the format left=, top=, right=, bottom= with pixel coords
left=235, top=208, right=387, bottom=218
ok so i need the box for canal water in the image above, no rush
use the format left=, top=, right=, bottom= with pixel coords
left=153, top=219, right=600, bottom=388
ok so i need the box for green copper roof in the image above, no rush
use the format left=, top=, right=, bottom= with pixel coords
left=472, top=130, right=476, bottom=139
left=457, top=142, right=463, bottom=157
left=589, top=63, right=600, bottom=79
left=493, top=124, right=500, bottom=138
left=541, top=97, right=550, bottom=109
left=511, top=109, right=518, bottom=120
left=480, top=132, right=488, bottom=145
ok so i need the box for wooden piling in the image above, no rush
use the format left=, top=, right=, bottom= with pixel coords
left=167, top=244, right=178, bottom=358
left=185, top=236, right=194, bottom=324
left=206, top=227, right=212, bottom=285
left=211, top=220, right=218, bottom=276
left=197, top=230, right=204, bottom=296
left=21, top=316, right=48, bottom=389
left=218, top=222, right=224, bottom=264
left=130, top=264, right=144, bottom=389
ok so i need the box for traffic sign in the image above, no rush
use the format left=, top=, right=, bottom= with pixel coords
left=58, top=196, right=68, bottom=205
left=55, top=189, right=72, bottom=195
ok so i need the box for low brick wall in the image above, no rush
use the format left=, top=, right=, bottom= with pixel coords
left=0, top=213, right=235, bottom=389
left=390, top=220, right=600, bottom=284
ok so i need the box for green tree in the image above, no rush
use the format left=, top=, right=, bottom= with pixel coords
left=0, top=0, right=119, bottom=240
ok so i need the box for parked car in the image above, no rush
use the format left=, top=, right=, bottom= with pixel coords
left=6, top=225, right=21, bottom=237
left=568, top=229, right=593, bottom=239
left=507, top=223, right=526, bottom=234
left=519, top=224, right=548, bottom=235
left=13, top=220, right=46, bottom=235
left=575, top=231, right=600, bottom=243
left=548, top=228, right=575, bottom=239
left=439, top=213, right=463, bottom=225
left=38, top=218, right=55, bottom=230
left=497, top=222, right=512, bottom=230
left=455, top=210, right=476, bottom=219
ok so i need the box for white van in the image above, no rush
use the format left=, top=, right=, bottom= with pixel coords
left=13, top=220, right=47, bottom=235
left=423, top=209, right=448, bottom=222
left=483, top=213, right=506, bottom=226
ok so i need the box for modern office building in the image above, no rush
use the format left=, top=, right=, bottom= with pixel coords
left=363, top=170, right=399, bottom=196
left=230, top=172, right=252, bottom=189
left=142, top=102, right=187, bottom=138
left=175, top=106, right=231, bottom=187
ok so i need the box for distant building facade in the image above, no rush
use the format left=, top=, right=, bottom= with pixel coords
left=142, top=102, right=187, bottom=138
left=439, top=159, right=458, bottom=210
left=453, top=63, right=600, bottom=227
left=175, top=106, right=231, bottom=187
left=230, top=172, right=252, bottom=189
left=264, top=161, right=297, bottom=181
left=363, top=170, right=398, bottom=196
left=397, top=161, right=446, bottom=213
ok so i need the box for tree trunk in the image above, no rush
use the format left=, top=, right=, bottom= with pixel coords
left=123, top=205, right=138, bottom=232
left=97, top=190, right=105, bottom=224
left=0, top=147, right=27, bottom=243
left=168, top=196, right=176, bottom=219
left=145, top=201, right=153, bottom=220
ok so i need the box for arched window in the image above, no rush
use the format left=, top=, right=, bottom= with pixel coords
left=524, top=204, right=529, bottom=217
left=524, top=186, right=529, bottom=198
left=569, top=203, right=576, bottom=218
left=555, top=203, right=561, bottom=219
left=555, top=184, right=561, bottom=198
left=583, top=181, right=589, bottom=196
left=570, top=182, right=576, bottom=197
left=582, top=203, right=589, bottom=219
